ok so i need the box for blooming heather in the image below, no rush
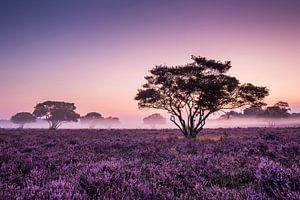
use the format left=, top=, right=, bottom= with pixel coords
left=0, top=128, right=299, bottom=199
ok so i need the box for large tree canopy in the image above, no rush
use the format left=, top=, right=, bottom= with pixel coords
left=135, top=56, right=269, bottom=138
left=10, top=112, right=36, bottom=129
left=33, top=101, right=80, bottom=130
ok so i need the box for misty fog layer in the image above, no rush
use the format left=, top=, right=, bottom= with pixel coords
left=1, top=117, right=300, bottom=129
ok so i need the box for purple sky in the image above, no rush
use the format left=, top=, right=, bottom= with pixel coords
left=1, top=0, right=300, bottom=120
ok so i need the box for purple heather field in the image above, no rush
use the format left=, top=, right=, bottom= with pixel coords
left=0, top=128, right=299, bottom=199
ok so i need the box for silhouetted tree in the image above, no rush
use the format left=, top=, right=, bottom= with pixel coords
left=10, top=112, right=36, bottom=129
left=243, top=105, right=264, bottom=116
left=80, top=112, right=104, bottom=129
left=103, top=117, right=120, bottom=128
left=274, top=101, right=291, bottom=112
left=135, top=56, right=269, bottom=138
left=33, top=101, right=80, bottom=130
left=143, top=113, right=166, bottom=128
left=263, top=101, right=291, bottom=118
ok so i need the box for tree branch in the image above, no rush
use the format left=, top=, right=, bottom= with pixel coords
left=170, top=115, right=187, bottom=136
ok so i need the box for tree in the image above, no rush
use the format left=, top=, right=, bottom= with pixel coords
left=33, top=101, right=80, bottom=130
left=263, top=101, right=291, bottom=118
left=274, top=101, right=291, bottom=113
left=103, top=117, right=120, bottom=128
left=243, top=105, right=264, bottom=117
left=135, top=56, right=269, bottom=138
left=80, top=112, right=104, bottom=129
left=143, top=113, right=166, bottom=128
left=10, top=112, right=36, bottom=129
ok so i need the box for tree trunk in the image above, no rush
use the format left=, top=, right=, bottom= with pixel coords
left=170, top=115, right=205, bottom=139
left=183, top=127, right=203, bottom=139
left=48, top=120, right=62, bottom=130
left=187, top=130, right=198, bottom=139
left=89, top=125, right=95, bottom=129
left=18, top=123, right=24, bottom=129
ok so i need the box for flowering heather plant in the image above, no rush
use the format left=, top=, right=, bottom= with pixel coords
left=0, top=128, right=299, bottom=199
left=256, top=158, right=300, bottom=199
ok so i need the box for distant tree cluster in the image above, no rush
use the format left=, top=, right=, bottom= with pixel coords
left=9, top=101, right=120, bottom=130
left=220, top=101, right=299, bottom=119
left=80, top=112, right=120, bottom=129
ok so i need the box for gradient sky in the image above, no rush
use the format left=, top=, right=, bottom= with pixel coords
left=1, top=0, right=300, bottom=120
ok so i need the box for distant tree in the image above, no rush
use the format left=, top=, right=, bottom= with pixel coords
left=10, top=112, right=36, bottom=129
left=263, top=101, right=291, bottom=118
left=80, top=112, right=104, bottom=129
left=274, top=101, right=291, bottom=113
left=243, top=105, right=264, bottom=117
left=103, top=117, right=120, bottom=128
left=33, top=101, right=80, bottom=130
left=143, top=113, right=166, bottom=128
left=135, top=55, right=269, bottom=138
left=219, top=111, right=242, bottom=120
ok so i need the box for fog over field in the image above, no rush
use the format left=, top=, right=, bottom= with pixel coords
left=1, top=117, right=300, bottom=129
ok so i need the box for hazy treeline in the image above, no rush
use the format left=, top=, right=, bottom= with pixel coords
left=219, top=101, right=300, bottom=119
left=0, top=101, right=168, bottom=130
left=1, top=101, right=300, bottom=130
left=2, top=101, right=122, bottom=130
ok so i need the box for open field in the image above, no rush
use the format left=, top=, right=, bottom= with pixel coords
left=0, top=128, right=299, bottom=199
